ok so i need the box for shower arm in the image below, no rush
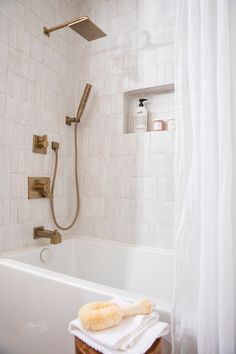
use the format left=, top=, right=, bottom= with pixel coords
left=43, top=16, right=88, bottom=37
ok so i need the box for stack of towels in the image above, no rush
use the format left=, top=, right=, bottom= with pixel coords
left=68, top=298, right=170, bottom=354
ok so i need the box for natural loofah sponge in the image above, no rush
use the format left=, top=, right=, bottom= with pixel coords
left=78, top=298, right=153, bottom=331
left=79, top=301, right=122, bottom=331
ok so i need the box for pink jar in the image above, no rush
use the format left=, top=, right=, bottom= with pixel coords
left=153, top=119, right=165, bottom=131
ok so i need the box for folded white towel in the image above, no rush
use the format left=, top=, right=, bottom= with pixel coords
left=68, top=298, right=170, bottom=354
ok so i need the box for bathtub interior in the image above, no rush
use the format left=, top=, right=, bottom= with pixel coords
left=8, top=237, right=76, bottom=276
left=5, top=237, right=174, bottom=304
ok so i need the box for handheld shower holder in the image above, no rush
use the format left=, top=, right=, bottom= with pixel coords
left=65, top=116, right=80, bottom=126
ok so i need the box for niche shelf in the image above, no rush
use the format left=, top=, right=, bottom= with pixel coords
left=123, top=83, right=175, bottom=134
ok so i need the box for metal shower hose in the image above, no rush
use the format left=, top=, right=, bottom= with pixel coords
left=50, top=121, right=79, bottom=230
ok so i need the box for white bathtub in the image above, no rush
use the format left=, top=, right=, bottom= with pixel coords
left=0, top=237, right=174, bottom=354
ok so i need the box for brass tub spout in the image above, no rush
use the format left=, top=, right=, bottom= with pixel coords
left=33, top=226, right=62, bottom=244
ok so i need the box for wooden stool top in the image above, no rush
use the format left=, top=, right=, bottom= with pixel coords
left=75, top=336, right=162, bottom=354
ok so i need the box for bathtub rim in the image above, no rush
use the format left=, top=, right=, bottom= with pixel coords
left=0, top=235, right=175, bottom=258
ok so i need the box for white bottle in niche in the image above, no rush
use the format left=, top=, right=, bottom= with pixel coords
left=135, top=98, right=148, bottom=132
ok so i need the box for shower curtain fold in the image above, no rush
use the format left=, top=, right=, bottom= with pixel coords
left=172, top=0, right=235, bottom=353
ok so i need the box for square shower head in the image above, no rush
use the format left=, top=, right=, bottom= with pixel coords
left=68, top=17, right=106, bottom=41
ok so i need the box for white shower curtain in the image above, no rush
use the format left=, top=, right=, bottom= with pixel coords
left=172, top=0, right=235, bottom=353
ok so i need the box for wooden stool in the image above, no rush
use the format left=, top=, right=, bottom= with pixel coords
left=75, top=336, right=162, bottom=354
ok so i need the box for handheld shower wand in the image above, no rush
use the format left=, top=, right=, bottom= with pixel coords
left=50, top=84, right=92, bottom=231
left=65, top=84, right=92, bottom=125
left=77, top=84, right=92, bottom=120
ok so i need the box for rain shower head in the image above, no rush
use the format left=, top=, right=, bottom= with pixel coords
left=43, top=16, right=106, bottom=41
left=69, top=18, right=106, bottom=41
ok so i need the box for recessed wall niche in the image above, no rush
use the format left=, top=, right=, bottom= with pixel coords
left=123, top=84, right=175, bottom=134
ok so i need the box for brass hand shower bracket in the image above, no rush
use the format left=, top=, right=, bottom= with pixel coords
left=65, top=116, right=80, bottom=126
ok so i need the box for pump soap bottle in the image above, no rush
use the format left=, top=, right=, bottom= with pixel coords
left=135, top=98, right=148, bottom=133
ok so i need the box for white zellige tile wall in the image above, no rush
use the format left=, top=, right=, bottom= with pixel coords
left=74, top=0, right=176, bottom=248
left=0, top=0, right=86, bottom=252
left=0, top=0, right=176, bottom=252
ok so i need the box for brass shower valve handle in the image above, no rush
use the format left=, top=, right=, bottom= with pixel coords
left=33, top=135, right=49, bottom=154
left=28, top=177, right=51, bottom=199
left=37, top=135, right=49, bottom=149
left=34, top=182, right=51, bottom=198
